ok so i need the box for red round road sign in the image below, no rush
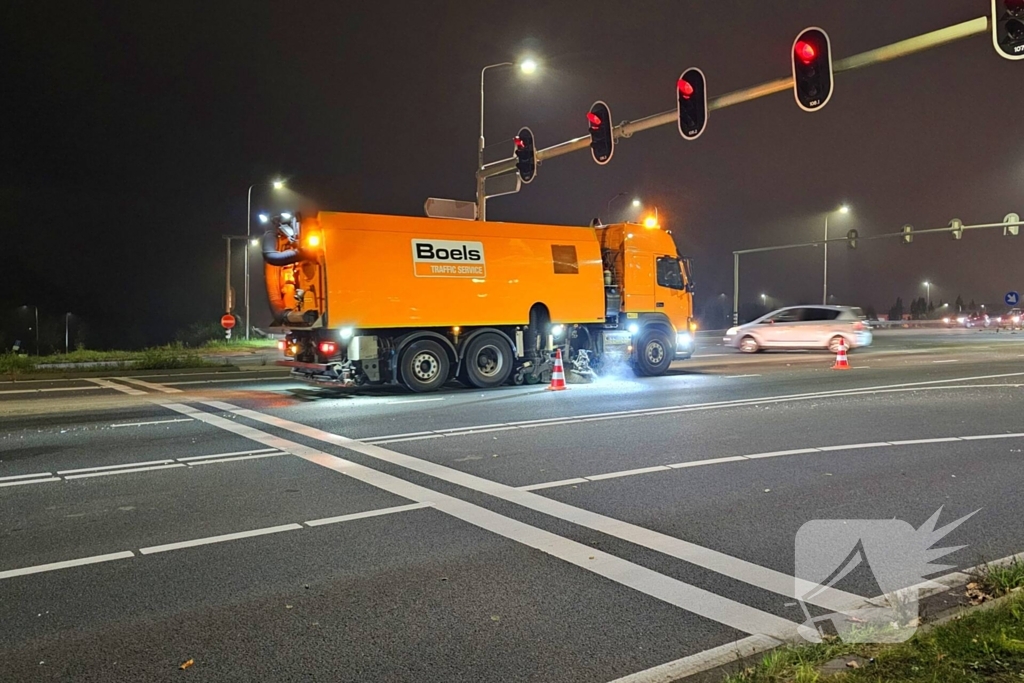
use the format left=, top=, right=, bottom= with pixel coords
left=221, top=314, right=236, bottom=330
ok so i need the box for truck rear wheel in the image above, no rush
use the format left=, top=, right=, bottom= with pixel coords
left=461, top=333, right=513, bottom=389
left=399, top=339, right=450, bottom=393
left=633, top=329, right=673, bottom=377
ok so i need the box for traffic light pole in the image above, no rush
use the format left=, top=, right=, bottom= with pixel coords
left=480, top=16, right=989, bottom=182
left=731, top=216, right=1022, bottom=324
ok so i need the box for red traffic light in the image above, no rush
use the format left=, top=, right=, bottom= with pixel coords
left=677, top=78, right=695, bottom=99
left=513, top=136, right=525, bottom=150
left=795, top=40, right=817, bottom=64
left=587, top=111, right=602, bottom=129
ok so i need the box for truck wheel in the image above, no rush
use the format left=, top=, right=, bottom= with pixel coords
left=461, top=333, right=513, bottom=389
left=633, top=329, right=674, bottom=377
left=399, top=340, right=450, bottom=393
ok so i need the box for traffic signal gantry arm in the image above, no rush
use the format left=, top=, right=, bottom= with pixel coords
left=478, top=15, right=989, bottom=182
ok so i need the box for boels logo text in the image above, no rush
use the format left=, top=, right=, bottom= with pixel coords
left=411, top=239, right=486, bottom=278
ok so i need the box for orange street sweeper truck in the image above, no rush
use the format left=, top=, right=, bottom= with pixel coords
left=262, top=211, right=695, bottom=392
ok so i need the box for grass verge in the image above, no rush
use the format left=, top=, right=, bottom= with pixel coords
left=1, top=345, right=213, bottom=377
left=725, top=593, right=1024, bottom=682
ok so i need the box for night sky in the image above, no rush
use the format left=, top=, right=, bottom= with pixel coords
left=3, top=1, right=1022, bottom=347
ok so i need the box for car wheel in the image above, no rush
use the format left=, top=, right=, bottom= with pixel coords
left=739, top=336, right=759, bottom=354
left=633, top=329, right=674, bottom=376
left=828, top=335, right=847, bottom=353
left=399, top=339, right=450, bottom=393
left=461, top=333, right=513, bottom=389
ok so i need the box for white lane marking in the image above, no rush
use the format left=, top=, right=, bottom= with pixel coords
left=58, top=459, right=175, bottom=475
left=110, top=418, right=193, bottom=428
left=586, top=465, right=672, bottom=481
left=168, top=402, right=799, bottom=640
left=668, top=456, right=748, bottom=469
left=200, top=400, right=871, bottom=618
left=177, top=448, right=278, bottom=462
left=186, top=452, right=283, bottom=466
left=724, top=374, right=762, bottom=379
left=961, top=432, right=1024, bottom=440
left=745, top=448, right=819, bottom=460
left=607, top=634, right=782, bottom=683
left=354, top=371, right=1024, bottom=444
left=386, top=397, right=445, bottom=404
left=138, top=523, right=303, bottom=555
left=64, top=464, right=185, bottom=480
left=817, top=442, right=890, bottom=452
left=519, top=478, right=590, bottom=491
left=693, top=353, right=732, bottom=358
left=933, top=359, right=960, bottom=364
left=163, top=376, right=293, bottom=386
left=0, top=551, right=135, bottom=580
left=887, top=437, right=961, bottom=446
left=0, top=477, right=61, bottom=488
left=305, top=502, right=432, bottom=527
left=84, top=378, right=147, bottom=395
left=116, top=377, right=182, bottom=393
left=0, top=386, right=101, bottom=396
left=0, top=472, right=54, bottom=482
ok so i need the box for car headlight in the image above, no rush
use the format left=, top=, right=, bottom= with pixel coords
left=726, top=326, right=739, bottom=336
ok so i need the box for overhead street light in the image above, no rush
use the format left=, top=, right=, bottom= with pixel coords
left=923, top=281, right=932, bottom=308
left=822, top=204, right=851, bottom=305
left=632, top=198, right=641, bottom=208
left=477, top=55, right=541, bottom=222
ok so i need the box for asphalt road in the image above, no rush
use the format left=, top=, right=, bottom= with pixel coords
left=2, top=327, right=1024, bottom=682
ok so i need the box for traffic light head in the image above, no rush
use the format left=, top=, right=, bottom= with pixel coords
left=791, top=27, right=834, bottom=111
left=587, top=101, right=614, bottom=165
left=993, top=0, right=1024, bottom=59
left=513, top=127, right=537, bottom=184
left=901, top=224, right=914, bottom=245
left=846, top=229, right=859, bottom=249
left=676, top=68, right=708, bottom=140
left=950, top=218, right=964, bottom=240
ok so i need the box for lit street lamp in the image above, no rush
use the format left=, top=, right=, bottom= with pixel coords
left=477, top=57, right=539, bottom=222
left=20, top=305, right=39, bottom=355
left=632, top=198, right=641, bottom=208
left=922, top=281, right=932, bottom=308
left=607, top=194, right=642, bottom=221
left=823, top=204, right=851, bottom=305
left=246, top=180, right=286, bottom=341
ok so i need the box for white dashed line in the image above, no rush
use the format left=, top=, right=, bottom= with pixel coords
left=0, top=477, right=61, bottom=488
left=58, top=459, right=176, bottom=475
left=110, top=418, right=193, bottom=428
left=0, top=551, right=136, bottom=580
left=138, top=524, right=303, bottom=555
left=305, top=502, right=432, bottom=527
left=177, top=448, right=278, bottom=462
left=64, top=464, right=185, bottom=480
left=85, top=378, right=147, bottom=395
left=0, top=472, right=54, bottom=482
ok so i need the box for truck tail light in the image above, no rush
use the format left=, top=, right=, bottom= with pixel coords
left=319, top=341, right=338, bottom=355
left=277, top=340, right=286, bottom=351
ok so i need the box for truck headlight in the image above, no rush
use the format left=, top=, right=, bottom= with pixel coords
left=676, top=332, right=692, bottom=348
left=628, top=323, right=639, bottom=335
left=339, top=327, right=354, bottom=340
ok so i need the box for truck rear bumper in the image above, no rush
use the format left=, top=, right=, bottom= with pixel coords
left=276, top=359, right=357, bottom=388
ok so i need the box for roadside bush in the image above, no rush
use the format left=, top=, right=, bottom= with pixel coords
left=136, top=344, right=209, bottom=370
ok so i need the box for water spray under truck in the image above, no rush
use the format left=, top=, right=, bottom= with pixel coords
left=262, top=211, right=695, bottom=392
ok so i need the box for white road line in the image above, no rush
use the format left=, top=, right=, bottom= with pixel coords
left=0, top=472, right=54, bottom=482
left=745, top=448, right=819, bottom=460
left=353, top=371, right=1024, bottom=445
left=64, top=464, right=185, bottom=480
left=110, top=418, right=193, bottom=428
left=198, top=400, right=872, bottom=618
left=0, top=386, right=100, bottom=396
left=724, top=374, right=762, bottom=379
left=817, top=442, right=890, bottom=452
left=668, top=456, right=748, bottom=469
left=305, top=502, right=432, bottom=527
left=586, top=465, right=672, bottom=481
left=607, top=634, right=782, bottom=683
left=186, top=452, right=283, bottom=466
left=138, top=523, right=303, bottom=555
left=887, top=437, right=961, bottom=446
left=84, top=378, right=147, bottom=395
left=960, top=432, right=1024, bottom=440
left=168, top=402, right=800, bottom=640
left=0, top=477, right=61, bottom=488
left=116, top=377, right=182, bottom=393
left=0, top=551, right=135, bottom=580
left=177, top=448, right=279, bottom=462
left=519, top=478, right=589, bottom=491
left=933, top=359, right=960, bottom=363
left=58, top=459, right=176, bottom=475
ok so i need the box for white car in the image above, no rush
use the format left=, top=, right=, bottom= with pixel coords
left=724, top=305, right=873, bottom=353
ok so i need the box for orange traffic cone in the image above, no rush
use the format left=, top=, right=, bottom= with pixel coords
left=547, top=349, right=568, bottom=391
left=832, top=338, right=850, bottom=370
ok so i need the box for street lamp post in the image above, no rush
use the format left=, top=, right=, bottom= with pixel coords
left=923, top=281, right=931, bottom=309
left=476, top=58, right=537, bottom=222
left=823, top=205, right=850, bottom=305
left=65, top=312, right=70, bottom=354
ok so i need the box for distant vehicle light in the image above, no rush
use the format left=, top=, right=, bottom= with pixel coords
left=339, top=327, right=354, bottom=340
left=277, top=340, right=286, bottom=351
left=318, top=341, right=338, bottom=355
left=942, top=317, right=950, bottom=324
left=551, top=324, right=565, bottom=338
left=281, top=212, right=292, bottom=220
left=1014, top=315, right=1022, bottom=323
left=628, top=323, right=640, bottom=335
left=259, top=214, right=270, bottom=224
